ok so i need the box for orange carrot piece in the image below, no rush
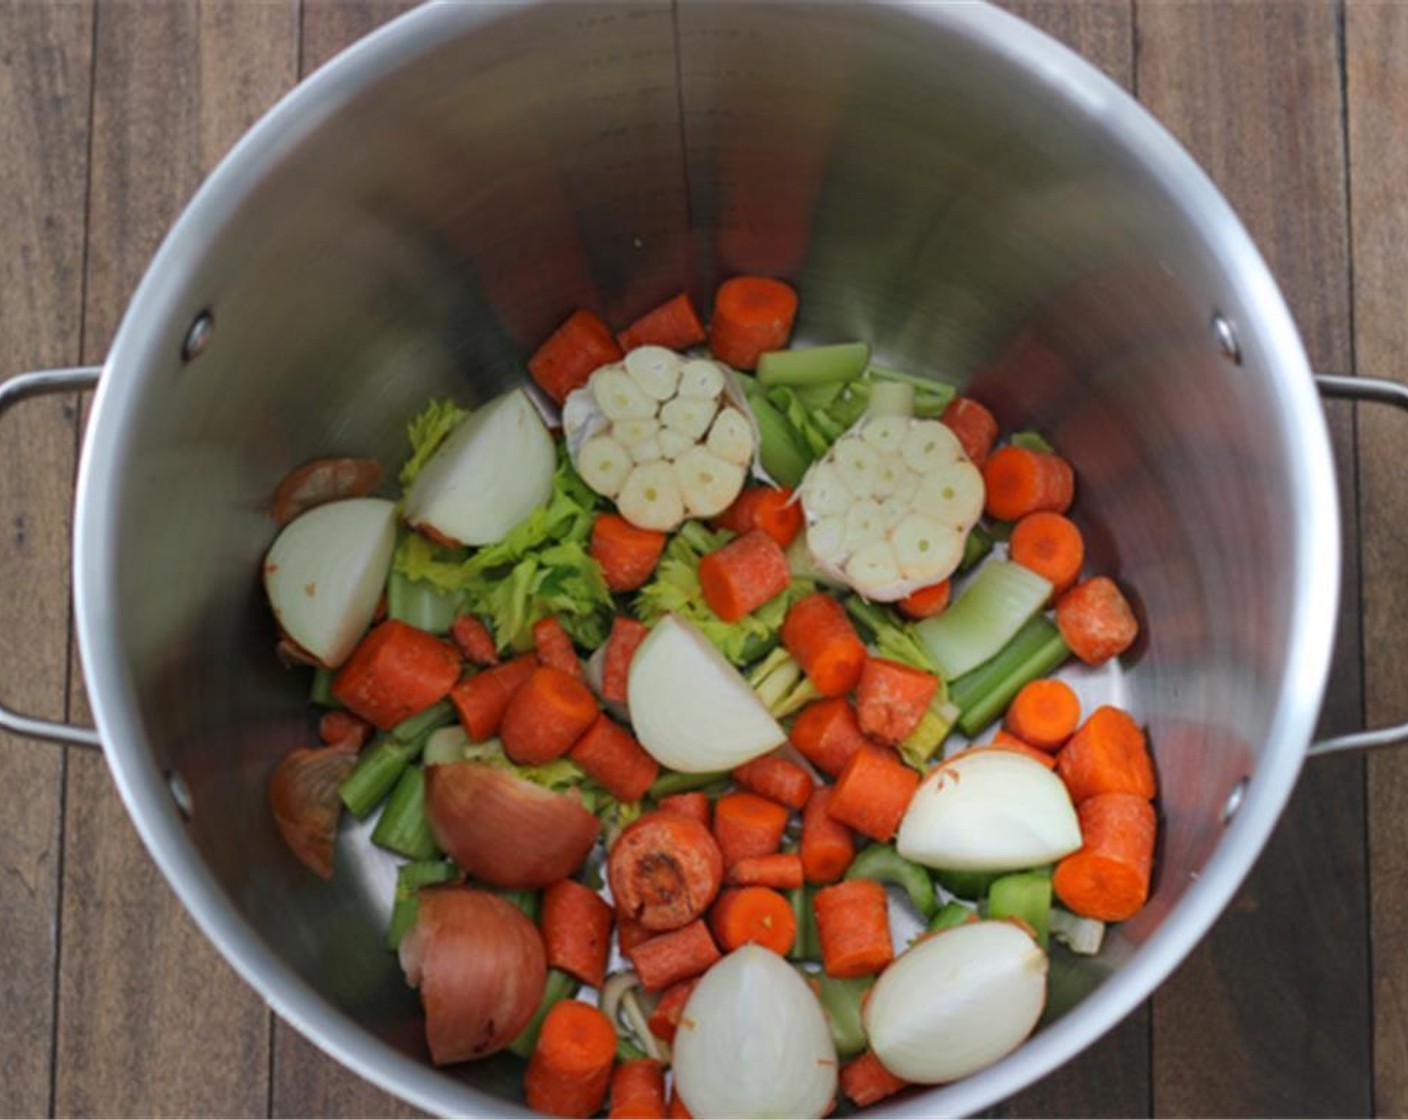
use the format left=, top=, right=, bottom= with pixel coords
left=603, top=616, right=650, bottom=705
left=267, top=742, right=359, bottom=879
left=856, top=657, right=939, bottom=745
left=525, top=999, right=618, bottom=1119
left=450, top=614, right=499, bottom=665
left=1056, top=576, right=1139, bottom=666
left=317, top=709, right=371, bottom=750
left=976, top=731, right=1057, bottom=770
left=616, top=292, right=707, bottom=353
left=500, top=667, right=600, bottom=766
left=1056, top=705, right=1156, bottom=803
left=617, top=915, right=654, bottom=955
left=542, top=878, right=615, bottom=989
left=982, top=446, right=1075, bottom=522
left=609, top=811, right=725, bottom=932
left=627, top=919, right=722, bottom=991
left=726, top=852, right=805, bottom=890
left=658, top=791, right=711, bottom=829
left=731, top=753, right=815, bottom=810
left=813, top=879, right=894, bottom=978
left=533, top=616, right=586, bottom=682
left=712, top=791, right=790, bottom=867
left=781, top=592, right=868, bottom=697
left=801, top=786, right=855, bottom=884
left=940, top=396, right=999, bottom=468
left=528, top=309, right=624, bottom=406
left=331, top=619, right=462, bottom=730
left=568, top=714, right=659, bottom=802
left=1052, top=793, right=1156, bottom=921
left=790, top=698, right=873, bottom=777
left=666, top=1087, right=693, bottom=1119
left=646, top=977, right=699, bottom=1044
left=827, top=747, right=920, bottom=843
left=698, top=529, right=792, bottom=623
left=707, top=275, right=799, bottom=371
left=1005, top=678, right=1081, bottom=750
left=448, top=653, right=537, bottom=741
left=897, top=579, right=951, bottom=621
left=841, top=1051, right=909, bottom=1108
left=609, top=1057, right=668, bottom=1120
left=709, top=886, right=796, bottom=955
left=715, top=487, right=804, bottom=548
left=1010, top=511, right=1085, bottom=597
left=591, top=513, right=668, bottom=593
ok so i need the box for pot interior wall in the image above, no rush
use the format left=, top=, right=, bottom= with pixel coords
left=98, top=1, right=1312, bottom=1111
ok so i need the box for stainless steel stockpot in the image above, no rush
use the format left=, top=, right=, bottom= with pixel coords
left=5, top=2, right=1403, bottom=1116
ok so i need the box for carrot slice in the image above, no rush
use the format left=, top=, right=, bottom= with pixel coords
left=608, top=811, right=725, bottom=931
left=731, top=753, right=815, bottom=810
left=1056, top=705, right=1156, bottom=803
left=627, top=919, right=721, bottom=991
left=976, top=730, right=1058, bottom=770
left=267, top=742, right=358, bottom=879
left=1010, top=511, right=1085, bottom=597
left=450, top=614, right=499, bottom=665
left=781, top=592, right=867, bottom=698
left=698, top=529, right=792, bottom=623
left=533, top=616, right=586, bottom=682
left=1004, top=678, right=1081, bottom=750
left=616, top=292, right=707, bottom=353
left=646, top=977, right=699, bottom=1044
left=827, top=746, right=919, bottom=843
left=982, top=446, right=1075, bottom=522
left=542, top=878, right=615, bottom=989
left=841, top=1051, right=909, bottom=1108
left=707, top=275, right=799, bottom=371
left=616, top=914, right=654, bottom=956
left=591, top=513, right=668, bottom=593
left=602, top=616, right=650, bottom=705
left=667, top=1088, right=692, bottom=1119
left=709, top=886, right=796, bottom=955
left=1056, top=576, right=1139, bottom=666
left=609, top=1057, right=668, bottom=1120
left=897, top=579, right=951, bottom=621
left=528, top=308, right=623, bottom=406
left=725, top=852, right=805, bottom=890
left=568, top=714, right=659, bottom=802
left=789, top=698, right=873, bottom=777
left=500, top=667, right=600, bottom=766
left=801, top=786, right=855, bottom=884
left=940, top=396, right=998, bottom=468
left=658, top=790, right=711, bottom=829
left=715, top=487, right=804, bottom=548
left=331, top=619, right=462, bottom=730
left=525, top=1000, right=618, bottom=1119
left=713, top=791, right=790, bottom=867
left=856, top=657, right=939, bottom=745
left=317, top=710, right=371, bottom=750
left=1052, top=793, right=1156, bottom=922
left=813, top=879, right=894, bottom=978
left=448, top=653, right=537, bottom=741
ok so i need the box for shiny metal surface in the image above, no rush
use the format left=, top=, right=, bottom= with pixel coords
left=70, top=1, right=1340, bottom=1116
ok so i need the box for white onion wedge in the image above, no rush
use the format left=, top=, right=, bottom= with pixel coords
left=627, top=615, right=785, bottom=772
left=263, top=497, right=396, bottom=668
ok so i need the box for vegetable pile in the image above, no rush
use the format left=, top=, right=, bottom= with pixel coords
left=261, top=277, right=1151, bottom=1118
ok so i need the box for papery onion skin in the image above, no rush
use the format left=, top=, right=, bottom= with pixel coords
left=267, top=742, right=358, bottom=879
left=271, top=456, right=382, bottom=526
left=399, top=887, right=547, bottom=1065
left=424, top=762, right=600, bottom=888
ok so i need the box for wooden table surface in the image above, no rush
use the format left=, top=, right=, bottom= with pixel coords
left=1, top=1, right=1405, bottom=1116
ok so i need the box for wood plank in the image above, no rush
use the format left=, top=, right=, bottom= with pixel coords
left=53, top=3, right=298, bottom=1116
left=300, top=0, right=420, bottom=75
left=1345, top=3, right=1408, bottom=1114
left=0, top=2, right=93, bottom=1115
left=1135, top=3, right=1370, bottom=1115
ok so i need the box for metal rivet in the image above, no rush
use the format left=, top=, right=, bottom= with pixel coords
left=1212, top=312, right=1242, bottom=365
left=1220, top=776, right=1248, bottom=824
left=167, top=770, right=193, bottom=820
left=181, top=310, right=214, bottom=362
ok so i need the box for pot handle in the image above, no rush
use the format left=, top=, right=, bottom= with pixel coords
left=0, top=366, right=103, bottom=749
left=1309, top=373, right=1408, bottom=757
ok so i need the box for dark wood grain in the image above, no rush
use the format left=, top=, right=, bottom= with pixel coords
left=52, top=3, right=297, bottom=1117
left=0, top=2, right=92, bottom=1115
left=1345, top=3, right=1408, bottom=1114
left=1136, top=3, right=1370, bottom=1115
left=300, top=0, right=419, bottom=75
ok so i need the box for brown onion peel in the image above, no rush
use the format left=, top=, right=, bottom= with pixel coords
left=267, top=742, right=359, bottom=879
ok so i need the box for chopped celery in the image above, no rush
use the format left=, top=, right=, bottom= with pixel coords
left=794, top=380, right=845, bottom=409
left=384, top=858, right=458, bottom=950
left=648, top=769, right=729, bottom=799
left=757, top=342, right=871, bottom=389
left=936, top=867, right=999, bottom=900
left=749, top=650, right=820, bottom=717
left=493, top=887, right=540, bottom=923
left=422, top=726, right=471, bottom=766
left=678, top=518, right=729, bottom=554
left=928, top=900, right=978, bottom=932
left=743, top=386, right=812, bottom=488
left=915, top=560, right=1052, bottom=680
left=949, top=615, right=1069, bottom=736
left=391, top=699, right=456, bottom=743
left=309, top=666, right=341, bottom=709
left=1050, top=908, right=1106, bottom=955
left=508, top=969, right=579, bottom=1058
left=844, top=596, right=942, bottom=677
left=845, top=843, right=936, bottom=918
left=788, top=887, right=812, bottom=961
left=339, top=734, right=423, bottom=818
left=616, top=1037, right=647, bottom=1062
left=800, top=885, right=821, bottom=961
left=867, top=366, right=956, bottom=416
left=865, top=380, right=914, bottom=419
left=399, top=398, right=470, bottom=488
left=960, top=523, right=994, bottom=573
left=371, top=767, right=440, bottom=860
left=386, top=569, right=460, bottom=635
left=1010, top=430, right=1055, bottom=454
left=987, top=868, right=1052, bottom=948
left=898, top=697, right=960, bottom=770
left=817, top=974, right=873, bottom=1060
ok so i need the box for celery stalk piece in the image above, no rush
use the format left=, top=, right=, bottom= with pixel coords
left=986, top=868, right=1053, bottom=948
left=1010, top=430, right=1055, bottom=454
left=936, top=867, right=1000, bottom=901
left=1049, top=908, right=1106, bottom=955
left=817, top=974, right=873, bottom=1059
left=422, top=726, right=472, bottom=766
left=391, top=699, right=456, bottom=743
left=371, top=766, right=441, bottom=860
left=788, top=887, right=812, bottom=962
left=386, top=569, right=461, bottom=635
left=508, top=968, right=580, bottom=1058
left=865, top=380, right=915, bottom=419
left=309, top=666, right=342, bottom=709
left=949, top=616, right=1070, bottom=736
left=898, top=698, right=959, bottom=770
left=743, top=388, right=813, bottom=488
left=845, top=843, right=937, bottom=918
left=384, top=858, right=458, bottom=950
left=338, top=734, right=422, bottom=818
left=757, top=342, right=871, bottom=389
left=493, top=887, right=540, bottom=923
left=927, top=900, right=978, bottom=933
left=648, top=769, right=730, bottom=800
left=960, top=523, right=994, bottom=573
left=915, top=560, right=1052, bottom=680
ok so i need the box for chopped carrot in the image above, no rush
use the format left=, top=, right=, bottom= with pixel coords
left=726, top=852, right=805, bottom=890
left=975, top=731, right=1057, bottom=770
left=608, top=811, right=724, bottom=931
left=1052, top=793, right=1157, bottom=922
left=709, top=886, right=796, bottom=955
left=500, top=667, right=600, bottom=766
left=790, top=698, right=872, bottom=777
left=781, top=593, right=868, bottom=697
left=731, top=753, right=814, bottom=810
left=856, top=658, right=939, bottom=745
left=267, top=742, right=359, bottom=879
left=616, top=292, right=707, bottom=353
left=715, top=487, right=804, bottom=548
left=827, top=747, right=920, bottom=843
left=317, top=710, right=371, bottom=750
left=528, top=308, right=623, bottom=406
left=591, top=513, right=668, bottom=593
left=940, top=396, right=998, bottom=467
left=524, top=1000, right=617, bottom=1118
left=707, top=275, right=799, bottom=371
left=841, top=1051, right=909, bottom=1108
left=450, top=614, right=499, bottom=665
left=448, top=653, right=537, bottom=741
left=627, top=919, right=721, bottom=991
left=1056, top=705, right=1156, bottom=803
left=1010, top=511, right=1085, bottom=597
left=617, top=914, right=653, bottom=955
left=982, top=445, right=1075, bottom=522
left=568, top=714, right=659, bottom=802
left=698, top=529, right=792, bottom=623
left=542, top=878, right=615, bottom=989
left=801, top=786, right=855, bottom=884
left=609, top=1057, right=668, bottom=1120
left=897, top=579, right=951, bottom=621
left=533, top=617, right=586, bottom=682
left=713, top=791, right=790, bottom=867
left=1056, top=576, right=1139, bottom=666
left=1005, top=678, right=1081, bottom=750
left=602, top=616, right=650, bottom=705
left=658, top=791, right=711, bottom=829
left=331, top=619, right=462, bottom=730
left=646, top=977, right=699, bottom=1044
left=813, top=879, right=894, bottom=978
left=271, top=457, right=382, bottom=526
left=666, top=1086, right=693, bottom=1118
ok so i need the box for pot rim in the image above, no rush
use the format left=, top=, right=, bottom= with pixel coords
left=72, top=1, right=1339, bottom=1116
